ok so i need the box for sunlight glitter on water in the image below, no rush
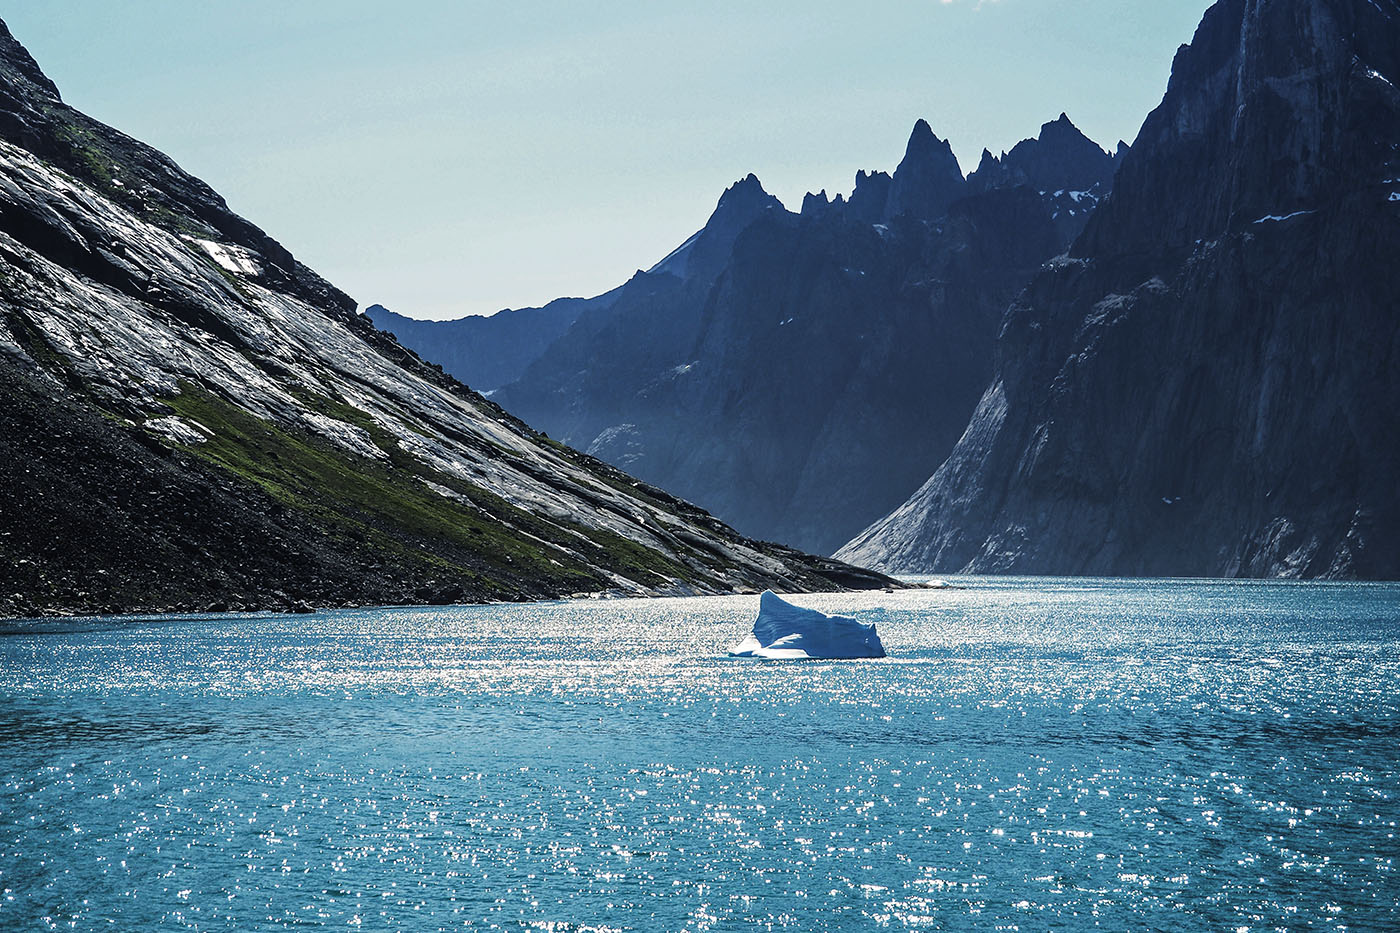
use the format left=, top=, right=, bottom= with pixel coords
left=1, top=578, right=1397, bottom=930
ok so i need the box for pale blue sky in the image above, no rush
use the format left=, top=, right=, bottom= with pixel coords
left=6, top=2, right=1212, bottom=318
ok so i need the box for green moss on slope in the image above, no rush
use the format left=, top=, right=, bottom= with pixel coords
left=163, top=385, right=712, bottom=598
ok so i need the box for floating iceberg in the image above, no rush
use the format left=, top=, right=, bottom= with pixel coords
left=729, top=591, right=886, bottom=659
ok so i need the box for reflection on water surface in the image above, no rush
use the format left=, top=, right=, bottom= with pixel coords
left=1, top=578, right=1397, bottom=930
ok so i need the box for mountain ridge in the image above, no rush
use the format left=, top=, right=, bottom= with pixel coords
left=365, top=298, right=596, bottom=395
left=477, top=114, right=1114, bottom=554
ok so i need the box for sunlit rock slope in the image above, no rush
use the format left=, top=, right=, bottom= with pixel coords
left=0, top=20, right=892, bottom=617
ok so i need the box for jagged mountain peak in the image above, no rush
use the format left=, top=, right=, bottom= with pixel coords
left=646, top=172, right=785, bottom=281
left=846, top=167, right=894, bottom=221
left=1035, top=112, right=1093, bottom=146
left=800, top=189, right=832, bottom=216
left=807, top=113, right=1115, bottom=229
left=713, top=171, right=782, bottom=217
left=884, top=118, right=966, bottom=220
left=901, top=118, right=955, bottom=160
left=901, top=118, right=963, bottom=168
left=969, top=111, right=1115, bottom=197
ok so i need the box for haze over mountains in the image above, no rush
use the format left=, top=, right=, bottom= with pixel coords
left=376, top=0, right=1400, bottom=580
left=0, top=19, right=891, bottom=618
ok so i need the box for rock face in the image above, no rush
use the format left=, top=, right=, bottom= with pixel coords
left=839, top=0, right=1400, bottom=579
left=729, top=590, right=885, bottom=659
left=478, top=118, right=1115, bottom=555
left=0, top=19, right=896, bottom=618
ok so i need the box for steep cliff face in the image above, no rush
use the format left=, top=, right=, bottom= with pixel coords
left=840, top=0, right=1400, bottom=579
left=486, top=118, right=1114, bottom=555
left=0, top=20, right=892, bottom=617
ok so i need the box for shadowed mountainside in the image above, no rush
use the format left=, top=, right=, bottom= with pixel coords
left=840, top=0, right=1400, bottom=579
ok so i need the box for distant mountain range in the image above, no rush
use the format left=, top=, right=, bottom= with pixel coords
left=365, top=299, right=593, bottom=395
left=375, top=0, right=1400, bottom=580
left=0, top=19, right=893, bottom=618
left=377, top=115, right=1124, bottom=555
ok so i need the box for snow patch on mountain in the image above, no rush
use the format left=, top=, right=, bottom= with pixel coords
left=1253, top=210, right=1315, bottom=224
left=189, top=238, right=261, bottom=276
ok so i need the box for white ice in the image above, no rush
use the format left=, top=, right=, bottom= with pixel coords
left=190, top=238, right=262, bottom=277
left=1252, top=210, right=1315, bottom=224
left=729, top=590, right=886, bottom=659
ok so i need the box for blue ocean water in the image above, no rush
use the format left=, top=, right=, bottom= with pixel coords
left=1, top=577, right=1397, bottom=931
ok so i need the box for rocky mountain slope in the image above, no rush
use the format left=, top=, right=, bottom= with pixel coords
left=839, top=0, right=1400, bottom=578
left=384, top=117, right=1117, bottom=555
left=0, top=20, right=893, bottom=618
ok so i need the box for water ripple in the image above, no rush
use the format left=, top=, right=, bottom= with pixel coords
left=0, top=577, right=1396, bottom=930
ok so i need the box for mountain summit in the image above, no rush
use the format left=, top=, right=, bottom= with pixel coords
left=884, top=119, right=968, bottom=220
left=649, top=172, right=784, bottom=282
left=969, top=113, right=1118, bottom=195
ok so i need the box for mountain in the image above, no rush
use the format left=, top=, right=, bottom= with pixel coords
left=967, top=112, right=1127, bottom=244
left=648, top=172, right=786, bottom=282
left=839, top=0, right=1400, bottom=579
left=967, top=113, right=1121, bottom=196
left=481, top=117, right=1116, bottom=555
left=883, top=118, right=967, bottom=220
left=365, top=172, right=783, bottom=395
left=364, top=298, right=594, bottom=395
left=0, top=19, right=894, bottom=618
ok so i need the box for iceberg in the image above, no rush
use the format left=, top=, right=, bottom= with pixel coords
left=729, top=591, right=886, bottom=659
